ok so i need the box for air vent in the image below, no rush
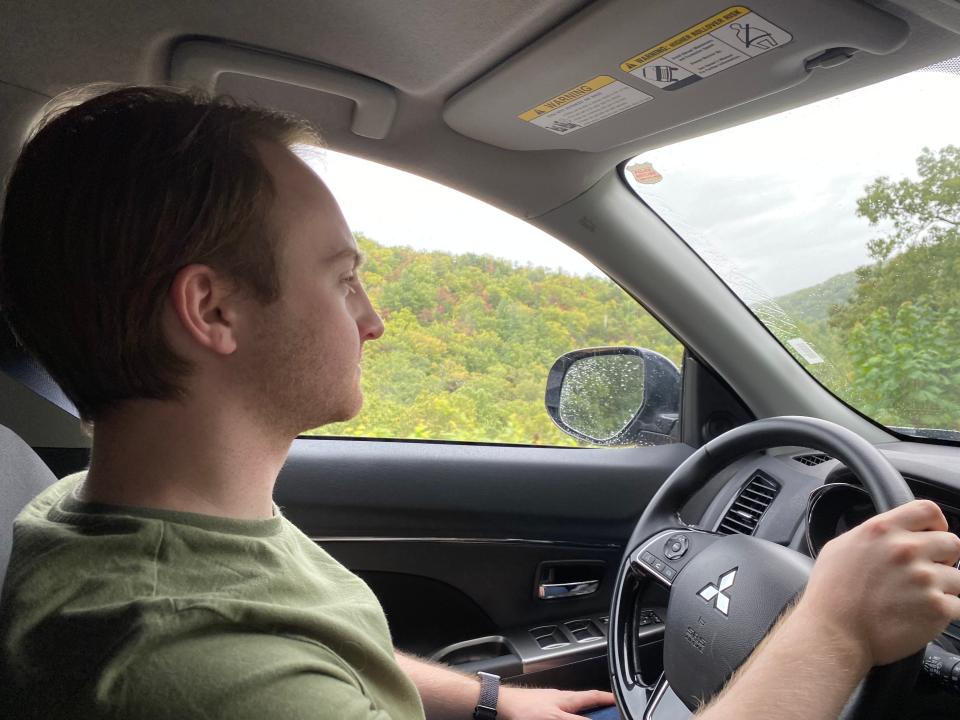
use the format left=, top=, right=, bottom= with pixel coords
left=794, top=453, right=832, bottom=467
left=717, top=473, right=781, bottom=536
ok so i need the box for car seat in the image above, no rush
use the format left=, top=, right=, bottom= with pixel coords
left=0, top=424, right=57, bottom=595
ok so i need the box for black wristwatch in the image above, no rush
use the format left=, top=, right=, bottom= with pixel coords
left=473, top=671, right=500, bottom=720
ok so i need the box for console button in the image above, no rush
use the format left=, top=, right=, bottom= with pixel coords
left=664, top=534, right=689, bottom=560
left=637, top=610, right=663, bottom=627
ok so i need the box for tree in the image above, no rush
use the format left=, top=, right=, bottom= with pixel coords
left=832, top=145, right=960, bottom=331
left=857, top=145, right=960, bottom=260
left=829, top=145, right=960, bottom=432
left=847, top=302, right=960, bottom=430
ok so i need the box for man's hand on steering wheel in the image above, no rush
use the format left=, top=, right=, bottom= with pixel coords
left=801, top=499, right=960, bottom=667
left=610, top=417, right=960, bottom=720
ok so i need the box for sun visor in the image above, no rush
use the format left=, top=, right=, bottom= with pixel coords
left=443, top=0, right=909, bottom=152
left=170, top=40, right=397, bottom=139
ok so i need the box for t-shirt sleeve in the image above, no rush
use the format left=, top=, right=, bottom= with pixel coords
left=108, top=631, right=401, bottom=720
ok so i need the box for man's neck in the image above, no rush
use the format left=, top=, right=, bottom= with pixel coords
left=80, top=398, right=293, bottom=520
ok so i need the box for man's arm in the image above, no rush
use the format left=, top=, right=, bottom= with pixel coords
left=398, top=500, right=960, bottom=720
left=395, top=651, right=615, bottom=720
left=695, top=499, right=960, bottom=719
left=691, top=603, right=869, bottom=719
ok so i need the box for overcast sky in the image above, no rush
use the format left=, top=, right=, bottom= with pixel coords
left=310, top=66, right=959, bottom=299
left=633, top=68, right=959, bottom=298
left=309, top=149, right=599, bottom=277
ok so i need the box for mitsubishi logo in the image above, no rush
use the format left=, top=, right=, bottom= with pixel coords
left=698, top=568, right=737, bottom=616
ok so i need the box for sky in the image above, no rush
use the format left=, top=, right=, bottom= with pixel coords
left=307, top=149, right=600, bottom=277
left=308, top=64, right=959, bottom=299
left=631, top=67, right=960, bottom=298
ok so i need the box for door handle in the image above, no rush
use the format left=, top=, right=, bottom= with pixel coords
left=538, top=579, right=600, bottom=600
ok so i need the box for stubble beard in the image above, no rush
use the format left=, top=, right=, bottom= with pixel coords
left=243, top=311, right=362, bottom=438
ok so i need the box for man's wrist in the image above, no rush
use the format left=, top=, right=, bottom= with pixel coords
left=473, top=671, right=500, bottom=719
left=783, top=603, right=872, bottom=676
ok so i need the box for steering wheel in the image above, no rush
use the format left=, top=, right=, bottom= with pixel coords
left=610, top=416, right=920, bottom=720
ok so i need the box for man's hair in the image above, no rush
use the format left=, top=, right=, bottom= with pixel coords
left=0, top=84, right=321, bottom=422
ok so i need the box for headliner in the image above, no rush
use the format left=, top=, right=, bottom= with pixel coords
left=1, top=0, right=959, bottom=218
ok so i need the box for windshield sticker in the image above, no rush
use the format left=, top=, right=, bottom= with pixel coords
left=621, top=6, right=792, bottom=91
left=788, top=338, right=824, bottom=365
left=627, top=162, right=663, bottom=184
left=518, top=75, right=653, bottom=135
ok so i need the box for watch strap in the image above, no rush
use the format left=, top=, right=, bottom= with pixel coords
left=473, top=671, right=500, bottom=720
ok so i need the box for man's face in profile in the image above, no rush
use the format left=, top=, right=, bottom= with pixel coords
left=233, top=142, right=384, bottom=436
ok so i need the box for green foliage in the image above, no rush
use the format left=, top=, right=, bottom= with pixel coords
left=775, top=271, right=856, bottom=325
left=774, top=145, right=960, bottom=435
left=832, top=145, right=960, bottom=333
left=847, top=301, right=960, bottom=430
left=856, top=145, right=960, bottom=261
left=309, top=144, right=960, bottom=443
left=308, top=234, right=683, bottom=446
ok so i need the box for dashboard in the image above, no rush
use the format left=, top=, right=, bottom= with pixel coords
left=805, top=478, right=960, bottom=558
left=641, top=439, right=960, bottom=719
left=696, top=441, right=960, bottom=556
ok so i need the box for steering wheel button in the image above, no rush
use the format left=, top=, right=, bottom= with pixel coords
left=664, top=534, right=689, bottom=560
left=652, top=559, right=666, bottom=572
left=640, top=551, right=656, bottom=566
left=662, top=565, right=677, bottom=580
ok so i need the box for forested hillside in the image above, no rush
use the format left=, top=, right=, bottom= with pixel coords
left=771, top=145, right=960, bottom=435
left=311, top=145, right=960, bottom=444
left=775, top=271, right=856, bottom=325
left=311, top=234, right=684, bottom=446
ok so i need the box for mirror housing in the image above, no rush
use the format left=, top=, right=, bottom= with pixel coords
left=545, top=347, right=680, bottom=446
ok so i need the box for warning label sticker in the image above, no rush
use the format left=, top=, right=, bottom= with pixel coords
left=519, top=75, right=653, bottom=135
left=621, top=6, right=792, bottom=91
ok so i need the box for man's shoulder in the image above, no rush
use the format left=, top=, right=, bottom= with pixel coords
left=14, top=471, right=84, bottom=525
left=3, top=472, right=165, bottom=608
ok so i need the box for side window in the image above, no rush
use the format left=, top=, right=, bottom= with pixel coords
left=306, top=150, right=685, bottom=447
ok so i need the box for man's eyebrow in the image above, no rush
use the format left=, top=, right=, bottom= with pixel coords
left=324, top=248, right=365, bottom=268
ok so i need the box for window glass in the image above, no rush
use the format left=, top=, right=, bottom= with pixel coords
left=304, top=151, right=684, bottom=446
left=624, top=59, right=960, bottom=442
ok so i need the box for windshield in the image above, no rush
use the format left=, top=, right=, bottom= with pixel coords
left=624, top=58, right=960, bottom=441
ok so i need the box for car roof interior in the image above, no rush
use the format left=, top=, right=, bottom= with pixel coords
left=2, top=0, right=960, bottom=447
left=4, top=0, right=960, bottom=217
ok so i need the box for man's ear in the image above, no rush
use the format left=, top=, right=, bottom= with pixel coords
left=167, top=264, right=240, bottom=356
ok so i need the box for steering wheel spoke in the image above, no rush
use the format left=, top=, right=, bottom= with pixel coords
left=629, top=528, right=722, bottom=589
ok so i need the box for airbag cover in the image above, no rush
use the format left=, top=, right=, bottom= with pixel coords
left=664, top=533, right=812, bottom=710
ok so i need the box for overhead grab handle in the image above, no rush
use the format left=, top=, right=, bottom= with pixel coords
left=169, top=40, right=397, bottom=139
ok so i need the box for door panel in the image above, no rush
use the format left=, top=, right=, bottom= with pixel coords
left=276, top=439, right=693, bottom=544
left=321, top=539, right=619, bottom=654
left=274, top=437, right=694, bottom=682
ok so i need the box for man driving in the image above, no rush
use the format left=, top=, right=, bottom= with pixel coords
left=1, top=85, right=959, bottom=720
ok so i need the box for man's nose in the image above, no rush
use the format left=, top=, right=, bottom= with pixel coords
left=358, top=292, right=385, bottom=341
left=362, top=312, right=385, bottom=341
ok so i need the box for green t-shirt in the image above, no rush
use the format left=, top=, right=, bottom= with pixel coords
left=0, top=473, right=425, bottom=720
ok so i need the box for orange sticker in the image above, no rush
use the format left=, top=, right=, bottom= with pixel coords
left=628, top=162, right=663, bottom=185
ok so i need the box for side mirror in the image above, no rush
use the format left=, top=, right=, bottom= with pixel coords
left=544, top=347, right=680, bottom=446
